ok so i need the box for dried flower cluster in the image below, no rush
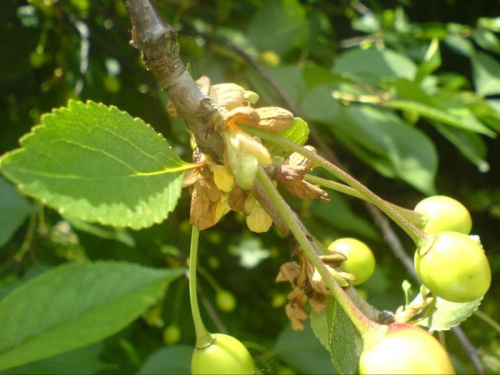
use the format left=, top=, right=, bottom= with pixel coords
left=276, top=252, right=355, bottom=330
left=172, top=76, right=328, bottom=232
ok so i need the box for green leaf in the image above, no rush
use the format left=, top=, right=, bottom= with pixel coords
left=307, top=194, right=380, bottom=242
left=266, top=117, right=309, bottom=157
left=247, top=65, right=305, bottom=106
left=420, top=297, right=482, bottom=331
left=444, top=35, right=475, bottom=57
left=273, top=321, right=336, bottom=374
left=303, top=65, right=344, bottom=89
left=434, top=123, right=490, bottom=172
left=310, top=296, right=363, bottom=374
left=65, top=216, right=136, bottom=247
left=472, top=29, right=500, bottom=55
left=247, top=0, right=308, bottom=56
left=0, top=262, right=184, bottom=371
left=416, top=38, right=442, bottom=81
left=472, top=52, right=500, bottom=97
left=2, top=344, right=103, bottom=375
left=478, top=17, right=500, bottom=32
left=386, top=99, right=496, bottom=136
left=137, top=345, right=192, bottom=375
left=302, top=87, right=437, bottom=194
left=0, top=101, right=193, bottom=230
left=394, top=79, right=441, bottom=107
left=333, top=48, right=417, bottom=84
left=0, top=177, right=34, bottom=248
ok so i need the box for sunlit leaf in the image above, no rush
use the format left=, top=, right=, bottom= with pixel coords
left=310, top=296, right=362, bottom=374
left=265, top=117, right=309, bottom=157
left=472, top=52, right=500, bottom=97
left=386, top=99, right=496, bottom=136
left=420, top=297, right=482, bottom=331
left=0, top=101, right=194, bottom=230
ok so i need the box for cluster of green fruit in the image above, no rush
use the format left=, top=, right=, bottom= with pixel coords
left=190, top=196, right=490, bottom=374
left=327, top=195, right=490, bottom=374
left=329, top=196, right=490, bottom=302
left=413, top=196, right=490, bottom=303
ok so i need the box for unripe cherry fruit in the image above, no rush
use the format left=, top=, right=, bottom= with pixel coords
left=216, top=290, right=237, bottom=312
left=191, top=333, right=254, bottom=374
left=328, top=238, right=375, bottom=285
left=415, top=195, right=472, bottom=234
left=414, top=231, right=491, bottom=302
left=359, top=323, right=455, bottom=374
left=163, top=324, right=181, bottom=345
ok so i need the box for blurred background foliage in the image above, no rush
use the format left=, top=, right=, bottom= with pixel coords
left=1, top=0, right=500, bottom=373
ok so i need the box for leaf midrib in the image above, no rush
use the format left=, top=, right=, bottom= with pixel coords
left=6, top=164, right=195, bottom=179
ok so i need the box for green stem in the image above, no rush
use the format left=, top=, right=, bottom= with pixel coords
left=189, top=225, right=215, bottom=348
left=256, top=168, right=382, bottom=339
left=244, top=126, right=431, bottom=249
left=198, top=266, right=223, bottom=293
left=304, top=174, right=424, bottom=226
left=474, top=310, right=500, bottom=335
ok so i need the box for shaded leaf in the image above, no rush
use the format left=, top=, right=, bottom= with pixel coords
left=137, top=345, right=192, bottom=375
left=0, top=101, right=193, bottom=230
left=333, top=48, right=417, bottom=84
left=420, top=297, right=482, bottom=331
left=0, top=262, right=184, bottom=370
left=247, top=0, right=308, bottom=56
left=303, top=65, right=344, bottom=89
left=0, top=177, right=34, bottom=248
left=307, top=195, right=380, bottom=242
left=302, top=87, right=437, bottom=193
left=273, top=321, right=337, bottom=374
left=65, top=216, right=136, bottom=247
left=434, top=123, right=489, bottom=172
left=2, top=344, right=103, bottom=375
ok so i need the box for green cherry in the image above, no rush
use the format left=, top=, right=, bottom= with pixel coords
left=328, top=238, right=375, bottom=285
left=216, top=290, right=237, bottom=312
left=163, top=324, right=181, bottom=345
left=359, top=323, right=455, bottom=374
left=415, top=195, right=472, bottom=234
left=191, top=333, right=254, bottom=375
left=414, top=231, right=491, bottom=302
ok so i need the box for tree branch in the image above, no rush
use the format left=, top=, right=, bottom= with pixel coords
left=123, top=0, right=225, bottom=160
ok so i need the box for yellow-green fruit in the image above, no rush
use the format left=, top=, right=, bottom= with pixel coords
left=415, top=195, right=472, bottom=234
left=328, top=238, right=375, bottom=285
left=414, top=232, right=490, bottom=302
left=163, top=325, right=181, bottom=345
left=359, top=324, right=455, bottom=374
left=216, top=290, right=237, bottom=312
left=191, top=334, right=254, bottom=374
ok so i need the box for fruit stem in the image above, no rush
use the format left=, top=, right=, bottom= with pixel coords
left=304, top=174, right=424, bottom=226
left=256, top=167, right=382, bottom=338
left=244, top=126, right=430, bottom=249
left=198, top=265, right=223, bottom=293
left=189, top=225, right=215, bottom=348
